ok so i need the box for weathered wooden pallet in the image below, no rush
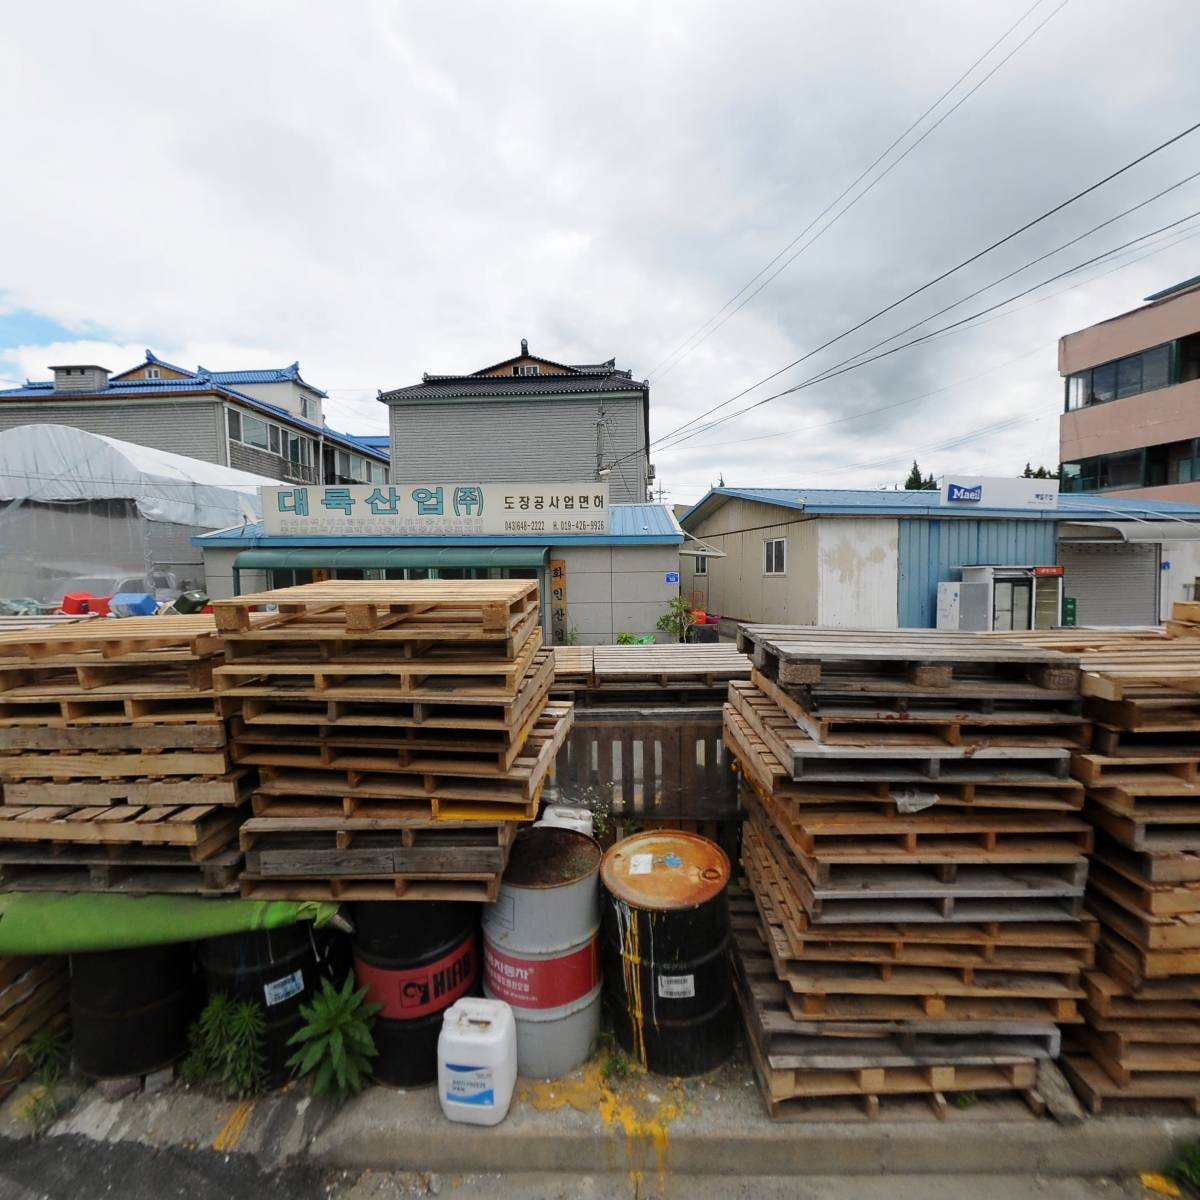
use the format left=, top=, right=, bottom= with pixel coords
left=1096, top=924, right=1200, bottom=984
left=724, top=707, right=1083, bottom=812
left=215, top=627, right=543, bottom=700
left=1080, top=1014, right=1200, bottom=1056
left=588, top=644, right=750, bottom=688
left=2, top=771, right=253, bottom=809
left=0, top=748, right=230, bottom=780
left=244, top=701, right=569, bottom=803
left=0, top=659, right=214, bottom=695
left=729, top=683, right=1072, bottom=783
left=1083, top=968, right=1200, bottom=1019
left=241, top=827, right=511, bottom=877
left=1061, top=1052, right=1200, bottom=1115
left=222, top=603, right=541, bottom=665
left=737, top=881, right=1095, bottom=979
left=218, top=650, right=555, bottom=727
left=231, top=697, right=567, bottom=777
left=0, top=850, right=242, bottom=895
left=0, top=803, right=242, bottom=859
left=753, top=668, right=1087, bottom=748
left=211, top=580, right=539, bottom=637
left=1085, top=692, right=1200, bottom=734
left=737, top=625, right=1079, bottom=690
left=1085, top=884, right=1200, bottom=951
left=239, top=814, right=517, bottom=849
left=1090, top=723, right=1200, bottom=758
left=1087, top=794, right=1200, bottom=853
left=1089, top=855, right=1200, bottom=917
left=1085, top=832, right=1200, bottom=884
left=0, top=614, right=239, bottom=662
left=0, top=960, right=69, bottom=1103
left=1072, top=749, right=1200, bottom=788
left=0, top=687, right=219, bottom=727
left=238, top=871, right=500, bottom=902
left=0, top=723, right=227, bottom=752
left=249, top=778, right=540, bottom=823
left=551, top=646, right=594, bottom=688
left=744, top=815, right=1085, bottom=925
left=1070, top=1028, right=1200, bottom=1088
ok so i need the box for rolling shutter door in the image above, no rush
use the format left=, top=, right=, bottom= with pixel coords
left=1058, top=543, right=1159, bottom=626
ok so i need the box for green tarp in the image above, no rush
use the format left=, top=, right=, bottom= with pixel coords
left=0, top=893, right=340, bottom=955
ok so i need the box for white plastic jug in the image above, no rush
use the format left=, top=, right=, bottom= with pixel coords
left=437, top=997, right=517, bottom=1126
left=535, top=805, right=594, bottom=839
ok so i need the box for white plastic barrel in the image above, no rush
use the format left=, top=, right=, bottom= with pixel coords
left=437, top=997, right=517, bottom=1127
left=535, top=806, right=594, bottom=839
left=482, top=826, right=602, bottom=1079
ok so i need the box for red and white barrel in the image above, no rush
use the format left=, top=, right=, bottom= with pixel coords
left=482, top=826, right=601, bottom=1079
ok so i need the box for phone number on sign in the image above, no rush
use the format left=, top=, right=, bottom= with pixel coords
left=503, top=519, right=607, bottom=533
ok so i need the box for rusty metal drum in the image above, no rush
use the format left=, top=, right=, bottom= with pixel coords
left=600, top=830, right=735, bottom=1077
left=482, top=826, right=602, bottom=1079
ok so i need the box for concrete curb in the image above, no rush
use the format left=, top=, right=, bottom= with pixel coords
left=307, top=1084, right=1200, bottom=1178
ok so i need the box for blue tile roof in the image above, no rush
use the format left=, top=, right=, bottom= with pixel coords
left=203, top=361, right=328, bottom=398
left=681, top=486, right=1200, bottom=525
left=194, top=503, right=682, bottom=547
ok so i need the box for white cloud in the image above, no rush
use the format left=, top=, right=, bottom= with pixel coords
left=1, top=0, right=1198, bottom=496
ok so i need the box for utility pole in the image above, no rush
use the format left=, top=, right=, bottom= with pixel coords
left=653, top=481, right=669, bottom=503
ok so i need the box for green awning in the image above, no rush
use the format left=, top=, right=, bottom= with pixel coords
left=0, top=894, right=340, bottom=955
left=233, top=547, right=548, bottom=571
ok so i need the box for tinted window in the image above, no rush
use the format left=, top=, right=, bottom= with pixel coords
left=1116, top=356, right=1142, bottom=399
left=1090, top=362, right=1117, bottom=404
left=1066, top=373, right=1089, bottom=410
left=1142, top=344, right=1171, bottom=391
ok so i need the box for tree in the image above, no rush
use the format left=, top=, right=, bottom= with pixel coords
left=903, top=460, right=938, bottom=490
left=1022, top=463, right=1060, bottom=480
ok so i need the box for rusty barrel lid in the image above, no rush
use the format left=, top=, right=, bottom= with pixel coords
left=600, top=830, right=729, bottom=911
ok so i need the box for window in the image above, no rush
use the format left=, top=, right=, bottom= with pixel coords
left=1064, top=342, right=1176, bottom=410
left=513, top=365, right=539, bottom=376
left=146, top=367, right=160, bottom=379
left=268, top=425, right=281, bottom=454
left=301, top=396, right=313, bottom=420
left=369, top=461, right=387, bottom=483
left=764, top=538, right=786, bottom=575
left=694, top=556, right=708, bottom=575
left=241, top=413, right=269, bottom=450
left=1065, top=372, right=1089, bottom=410
left=1090, top=361, right=1117, bottom=405
left=226, top=409, right=241, bottom=441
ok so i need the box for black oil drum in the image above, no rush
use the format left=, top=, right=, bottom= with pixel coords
left=71, top=943, right=200, bottom=1080
left=199, top=922, right=345, bottom=1086
left=600, top=831, right=735, bottom=1077
left=351, top=901, right=480, bottom=1088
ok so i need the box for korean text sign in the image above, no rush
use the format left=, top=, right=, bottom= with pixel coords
left=262, top=483, right=610, bottom=537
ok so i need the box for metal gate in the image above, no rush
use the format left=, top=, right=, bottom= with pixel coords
left=1058, top=542, right=1160, bottom=625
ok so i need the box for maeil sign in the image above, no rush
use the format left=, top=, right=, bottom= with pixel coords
left=940, top=476, right=1059, bottom=511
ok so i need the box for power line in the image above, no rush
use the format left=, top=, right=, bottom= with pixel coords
left=650, top=0, right=1070, bottom=384
left=635, top=117, right=1200, bottom=462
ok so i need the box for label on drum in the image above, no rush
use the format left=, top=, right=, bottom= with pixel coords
left=444, top=1063, right=495, bottom=1107
left=355, top=937, right=477, bottom=1020
left=489, top=892, right=516, bottom=931
left=629, top=854, right=653, bottom=875
left=657, top=973, right=695, bottom=999
left=484, top=939, right=600, bottom=1009
left=263, top=969, right=305, bottom=1007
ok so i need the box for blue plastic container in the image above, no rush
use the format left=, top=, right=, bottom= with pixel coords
left=109, top=592, right=158, bottom=617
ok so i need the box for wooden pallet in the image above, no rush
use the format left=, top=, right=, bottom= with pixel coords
left=1061, top=1052, right=1200, bottom=1114
left=754, top=668, right=1087, bottom=747
left=231, top=697, right=566, bottom=777
left=0, top=614, right=242, bottom=662
left=0, top=687, right=219, bottom=727
left=1096, top=924, right=1200, bottom=983
left=211, top=579, right=539, bottom=637
left=0, top=958, right=69, bottom=1104
left=215, top=627, right=543, bottom=700
left=0, top=803, right=241, bottom=859
left=1088, top=855, right=1200, bottom=917
left=724, top=707, right=1083, bottom=813
left=238, top=871, right=500, bottom=902
left=552, top=646, right=594, bottom=688
left=0, top=659, right=214, bottom=694
left=1072, top=750, right=1200, bottom=788
left=0, top=723, right=227, bottom=752
left=1085, top=885, right=1200, bottom=951
left=738, top=626, right=1079, bottom=690
left=1083, top=968, right=1200, bottom=1019
left=0, top=849, right=242, bottom=895
left=1085, top=832, right=1200, bottom=884
left=248, top=777, right=540, bottom=822
left=0, top=748, right=230, bottom=780
left=729, top=683, right=1072, bottom=783
left=2, top=771, right=253, bottom=809
left=744, top=814, right=1085, bottom=925
left=1087, top=793, right=1200, bottom=853
left=219, top=649, right=555, bottom=727
left=588, top=643, right=750, bottom=688
left=222, top=603, right=541, bottom=665
left=1085, top=693, right=1200, bottom=734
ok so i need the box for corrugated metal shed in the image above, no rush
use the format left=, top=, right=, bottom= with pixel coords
left=897, top=518, right=1057, bottom=627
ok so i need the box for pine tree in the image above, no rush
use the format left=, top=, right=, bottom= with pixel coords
left=904, top=461, right=937, bottom=490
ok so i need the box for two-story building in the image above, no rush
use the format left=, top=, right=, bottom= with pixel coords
left=1059, top=277, right=1200, bottom=501
left=0, top=350, right=389, bottom=488
left=378, top=340, right=653, bottom=503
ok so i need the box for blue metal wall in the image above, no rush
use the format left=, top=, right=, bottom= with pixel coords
left=897, top=519, right=1057, bottom=627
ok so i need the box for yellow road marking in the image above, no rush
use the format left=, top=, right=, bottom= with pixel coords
left=212, top=1099, right=253, bottom=1152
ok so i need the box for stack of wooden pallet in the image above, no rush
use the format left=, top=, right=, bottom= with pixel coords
left=1007, top=613, right=1200, bottom=1114
left=552, top=642, right=749, bottom=701
left=726, top=625, right=1095, bottom=1119
left=0, top=618, right=250, bottom=895
left=0, top=956, right=68, bottom=1102
left=211, top=581, right=573, bottom=902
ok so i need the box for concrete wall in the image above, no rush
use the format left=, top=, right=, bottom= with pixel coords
left=199, top=547, right=268, bottom=601
left=1060, top=377, right=1200, bottom=463
left=1060, top=287, right=1200, bottom=374
left=1160, top=539, right=1200, bottom=620
left=230, top=381, right=323, bottom=426
left=555, top=543, right=679, bottom=644
left=679, top=497, right=819, bottom=624
left=816, top=518, right=899, bottom=627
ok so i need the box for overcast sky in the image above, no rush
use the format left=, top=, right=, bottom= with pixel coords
left=2, top=1, right=1198, bottom=504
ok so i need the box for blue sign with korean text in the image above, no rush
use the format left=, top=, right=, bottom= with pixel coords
left=665, top=571, right=680, bottom=583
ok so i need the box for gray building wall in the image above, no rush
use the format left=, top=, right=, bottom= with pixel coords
left=387, top=393, right=648, bottom=504
left=0, top=399, right=226, bottom=464
left=554, top=543, right=679, bottom=644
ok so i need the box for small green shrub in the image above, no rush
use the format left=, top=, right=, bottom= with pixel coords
left=186, top=993, right=267, bottom=1098
left=287, top=974, right=380, bottom=1104
left=21, top=1027, right=68, bottom=1087
left=656, top=596, right=693, bottom=643
left=953, top=1091, right=978, bottom=1110
left=1170, top=1142, right=1200, bottom=1190
left=615, top=632, right=638, bottom=645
